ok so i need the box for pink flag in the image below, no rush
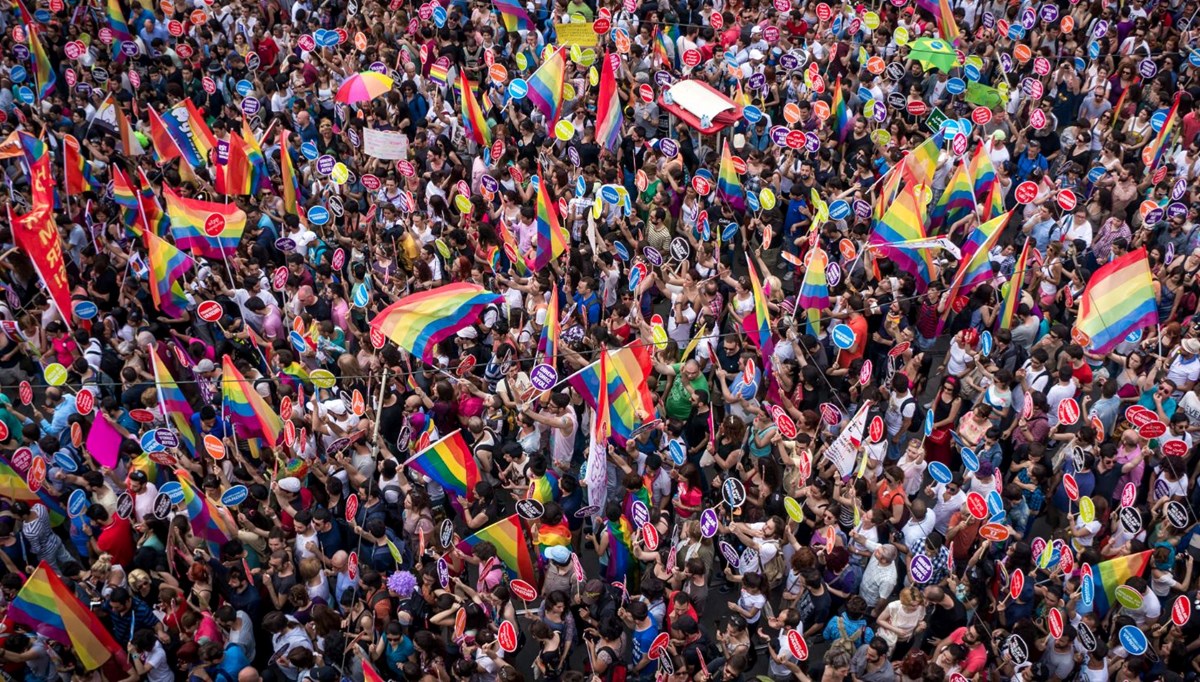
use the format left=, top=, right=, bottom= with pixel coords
left=85, top=413, right=123, bottom=468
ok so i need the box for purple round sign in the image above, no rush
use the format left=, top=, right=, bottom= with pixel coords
left=154, top=429, right=179, bottom=448
left=1020, top=7, right=1036, bottom=28
left=568, top=146, right=580, bottom=166
left=779, top=53, right=799, bottom=70
left=654, top=71, right=672, bottom=87
left=1138, top=59, right=1157, bottom=78
left=804, top=132, right=821, bottom=152
left=1168, top=202, right=1188, bottom=220
left=1145, top=208, right=1164, bottom=224
left=1093, top=20, right=1109, bottom=38
left=769, top=125, right=790, bottom=147
left=316, top=155, right=336, bottom=175
left=873, top=104, right=888, bottom=123
left=719, top=540, right=741, bottom=567
left=12, top=45, right=28, bottom=61
left=1171, top=177, right=1187, bottom=200
left=369, top=61, right=388, bottom=74
left=275, top=237, right=297, bottom=252
left=241, top=97, right=261, bottom=116
left=481, top=174, right=499, bottom=193
left=121, top=40, right=139, bottom=57
left=910, top=554, right=934, bottom=583
left=853, top=199, right=872, bottom=218
left=747, top=73, right=766, bottom=91
left=826, top=262, right=842, bottom=287
left=530, top=363, right=558, bottom=390
left=1039, top=3, right=1058, bottom=21
left=643, top=246, right=663, bottom=266
left=660, top=138, right=679, bottom=157
left=700, top=508, right=719, bottom=538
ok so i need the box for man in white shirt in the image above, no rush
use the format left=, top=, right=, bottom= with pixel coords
left=925, top=479, right=967, bottom=536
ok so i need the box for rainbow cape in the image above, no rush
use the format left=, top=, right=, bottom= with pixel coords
left=603, top=517, right=633, bottom=582
left=529, top=471, right=558, bottom=504
left=8, top=562, right=126, bottom=670
left=403, top=430, right=479, bottom=503
left=1085, top=550, right=1151, bottom=617
left=528, top=46, right=566, bottom=128
left=152, top=348, right=197, bottom=455
left=144, top=230, right=193, bottom=318
left=564, top=344, right=655, bottom=446
left=1074, top=247, right=1158, bottom=354
left=527, top=165, right=569, bottom=271
left=164, top=185, right=247, bottom=257
left=595, top=52, right=623, bottom=151
left=717, top=140, right=745, bottom=211
left=870, top=183, right=935, bottom=293
left=1000, top=238, right=1033, bottom=330
left=457, top=514, right=536, bottom=585
left=371, top=283, right=502, bottom=363
left=832, top=76, right=852, bottom=142
left=221, top=356, right=284, bottom=447
left=538, top=287, right=560, bottom=369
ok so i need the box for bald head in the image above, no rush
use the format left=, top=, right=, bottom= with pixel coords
left=238, top=668, right=261, bottom=682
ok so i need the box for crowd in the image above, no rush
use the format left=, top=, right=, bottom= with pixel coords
left=0, top=0, right=1197, bottom=679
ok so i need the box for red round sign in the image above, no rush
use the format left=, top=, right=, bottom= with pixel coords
left=27, top=456, right=46, bottom=493
left=76, top=388, right=95, bottom=415
left=203, top=213, right=226, bottom=237
left=509, top=579, right=538, bottom=602
left=202, top=76, right=216, bottom=94
left=129, top=408, right=156, bottom=423
left=197, top=301, right=224, bottom=323
left=345, top=493, right=359, bottom=522
left=691, top=176, right=711, bottom=195
left=176, top=43, right=194, bottom=59
left=1173, top=594, right=1192, bottom=626
left=682, top=49, right=702, bottom=68
left=1056, top=190, right=1078, bottom=211
left=1162, top=439, right=1188, bottom=457
left=889, top=341, right=911, bottom=357
left=639, top=83, right=654, bottom=103
left=775, top=412, right=798, bottom=439
left=1063, top=473, right=1079, bottom=501
left=1014, top=181, right=1039, bottom=204
left=167, top=20, right=184, bottom=36
left=272, top=266, right=289, bottom=291
left=787, top=630, right=809, bottom=660
left=1127, top=406, right=1156, bottom=428
left=971, top=107, right=993, bottom=125
left=1010, top=568, right=1025, bottom=599
left=1057, top=398, right=1080, bottom=425
left=647, top=631, right=670, bottom=659
left=280, top=396, right=293, bottom=419
left=456, top=354, right=478, bottom=377
left=1048, top=607, right=1064, bottom=639
left=1120, top=482, right=1137, bottom=508
left=710, top=11, right=723, bottom=29
left=0, top=420, right=9, bottom=443
left=906, top=100, right=928, bottom=116
left=592, top=17, right=610, bottom=33
left=641, top=523, right=659, bottom=550
left=498, top=621, right=519, bottom=652
left=815, top=2, right=832, bottom=20
left=965, top=492, right=988, bottom=519
left=869, top=415, right=885, bottom=443
left=370, top=326, right=387, bottom=350
left=1138, top=420, right=1167, bottom=439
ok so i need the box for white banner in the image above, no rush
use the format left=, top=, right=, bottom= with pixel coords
left=823, top=401, right=871, bottom=477
left=362, top=128, right=410, bottom=160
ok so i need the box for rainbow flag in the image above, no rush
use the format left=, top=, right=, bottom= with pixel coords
left=221, top=356, right=283, bottom=447
left=936, top=0, right=961, bottom=43
left=164, top=185, right=247, bottom=257
left=968, top=142, right=996, bottom=206
left=491, top=0, right=532, bottom=31
left=930, top=159, right=975, bottom=233
left=538, top=287, right=559, bottom=369
left=105, top=0, right=132, bottom=62
left=174, top=469, right=237, bottom=553
left=536, top=519, right=571, bottom=557
left=111, top=165, right=141, bottom=234
left=148, top=107, right=182, bottom=164
left=798, top=248, right=830, bottom=335
left=603, top=517, right=633, bottom=582
left=457, top=514, right=536, bottom=585
left=8, top=563, right=126, bottom=670
left=529, top=472, right=558, bottom=503
left=564, top=344, right=656, bottom=446
left=1085, top=550, right=1151, bottom=617
left=180, top=99, right=217, bottom=167
left=879, top=132, right=944, bottom=221
left=151, top=349, right=196, bottom=455
left=371, top=283, right=502, bottom=363
left=62, top=135, right=90, bottom=195
left=403, top=430, right=479, bottom=502
left=11, top=0, right=33, bottom=24
left=652, top=26, right=674, bottom=67
left=871, top=183, right=935, bottom=293
left=28, top=26, right=55, bottom=100
left=1111, top=77, right=1138, bottom=131
left=215, top=130, right=253, bottom=196
left=1074, top=247, right=1158, bottom=354
left=1000, top=238, right=1033, bottom=330
left=138, top=169, right=168, bottom=236
left=144, top=230, right=193, bottom=318
left=1142, top=96, right=1180, bottom=169
left=596, top=350, right=611, bottom=438
left=241, top=119, right=267, bottom=195
left=363, top=660, right=387, bottom=682
left=595, top=52, right=623, bottom=151
left=527, top=164, right=569, bottom=271
left=528, top=46, right=567, bottom=128
left=832, top=76, right=852, bottom=142
left=743, top=254, right=775, bottom=366
left=280, top=129, right=299, bottom=215
left=0, top=454, right=64, bottom=525
left=939, top=212, right=1011, bottom=332
left=717, top=140, right=745, bottom=211
left=459, top=71, right=492, bottom=147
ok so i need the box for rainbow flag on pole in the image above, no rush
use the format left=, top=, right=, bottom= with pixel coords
left=1074, top=247, right=1158, bottom=354
left=491, top=0, right=532, bottom=31
left=62, top=134, right=91, bottom=195
left=144, top=230, right=193, bottom=318
left=280, top=129, right=299, bottom=215
left=832, top=77, right=852, bottom=142
left=798, top=248, right=830, bottom=335
left=148, top=106, right=183, bottom=164
left=1000, top=238, right=1033, bottom=330
left=221, top=356, right=284, bottom=447
left=151, top=348, right=196, bottom=455
left=111, top=165, right=141, bottom=234
left=527, top=46, right=566, bottom=128
left=1084, top=550, right=1151, bottom=617
left=1142, top=97, right=1180, bottom=170
left=538, top=286, right=559, bottom=369
left=403, top=430, right=479, bottom=502
left=527, top=165, right=569, bottom=271
left=0, top=455, right=64, bottom=524
left=180, top=99, right=217, bottom=167
left=458, top=71, right=492, bottom=147
left=743, top=254, right=775, bottom=366
left=105, top=0, right=132, bottom=62
left=457, top=514, right=536, bottom=584
left=241, top=119, right=267, bottom=195
left=930, top=160, right=976, bottom=233
left=164, top=185, right=247, bottom=257
left=938, top=211, right=1011, bottom=332
left=936, top=0, right=961, bottom=43
left=870, top=183, right=936, bottom=293
left=595, top=52, right=623, bottom=152
left=8, top=562, right=126, bottom=670
left=27, top=26, right=55, bottom=99
left=371, top=283, right=503, bottom=363
left=717, top=140, right=745, bottom=210
left=174, top=469, right=237, bottom=553
left=564, top=344, right=655, bottom=446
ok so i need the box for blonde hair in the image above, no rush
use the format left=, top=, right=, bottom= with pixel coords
left=899, top=586, right=924, bottom=607
left=299, top=556, right=324, bottom=582
left=92, top=554, right=113, bottom=574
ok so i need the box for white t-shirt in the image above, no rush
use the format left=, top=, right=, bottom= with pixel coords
left=738, top=590, right=767, bottom=624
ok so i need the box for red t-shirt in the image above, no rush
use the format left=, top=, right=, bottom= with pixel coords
left=97, top=516, right=135, bottom=568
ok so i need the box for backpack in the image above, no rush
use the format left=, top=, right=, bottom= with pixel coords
left=597, top=646, right=627, bottom=682
left=902, top=397, right=926, bottom=433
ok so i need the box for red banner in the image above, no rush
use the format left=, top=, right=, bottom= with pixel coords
left=11, top=154, right=71, bottom=329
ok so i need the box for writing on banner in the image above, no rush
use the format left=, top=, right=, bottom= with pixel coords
left=362, top=128, right=410, bottom=160
left=555, top=23, right=598, bottom=47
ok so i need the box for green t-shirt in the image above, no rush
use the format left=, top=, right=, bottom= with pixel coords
left=664, top=363, right=708, bottom=420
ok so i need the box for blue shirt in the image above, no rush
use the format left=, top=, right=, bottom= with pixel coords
left=574, top=291, right=600, bottom=326
left=38, top=394, right=76, bottom=439
left=1015, top=151, right=1048, bottom=183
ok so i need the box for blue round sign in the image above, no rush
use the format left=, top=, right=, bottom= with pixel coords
left=613, top=241, right=629, bottom=261
left=1081, top=572, right=1095, bottom=605
left=221, top=485, right=250, bottom=506
left=9, top=66, right=25, bottom=84
left=1151, top=109, right=1169, bottom=132
left=16, top=87, right=33, bottom=105
left=301, top=141, right=319, bottom=160
left=575, top=176, right=586, bottom=197
left=961, top=447, right=979, bottom=472
left=928, top=461, right=953, bottom=484
left=1126, top=328, right=1143, bottom=344
left=1088, top=40, right=1101, bottom=59
left=924, top=409, right=935, bottom=436
left=160, top=481, right=186, bottom=505
left=352, top=282, right=371, bottom=308
left=742, top=105, right=763, bottom=124
left=68, top=489, right=88, bottom=517
left=746, top=191, right=761, bottom=212
left=721, top=223, right=739, bottom=241
left=830, top=324, right=857, bottom=350
left=601, top=185, right=621, bottom=204
left=1087, top=166, right=1107, bottom=183
left=627, top=265, right=642, bottom=291
left=980, top=330, right=994, bottom=356
left=964, top=64, right=981, bottom=81
left=236, top=79, right=254, bottom=97
left=73, top=300, right=98, bottom=320
left=508, top=78, right=528, bottom=100
left=946, top=77, right=966, bottom=95
left=1119, top=625, right=1148, bottom=655
left=987, top=490, right=1004, bottom=515
left=432, top=5, right=447, bottom=27
left=140, top=430, right=164, bottom=453
left=54, top=451, right=78, bottom=472
left=33, top=9, right=50, bottom=22
left=829, top=200, right=851, bottom=221
left=668, top=439, right=686, bottom=466
left=307, top=205, right=330, bottom=225
left=289, top=330, right=308, bottom=353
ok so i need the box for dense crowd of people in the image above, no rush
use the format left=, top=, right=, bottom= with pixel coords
left=0, top=0, right=1198, bottom=680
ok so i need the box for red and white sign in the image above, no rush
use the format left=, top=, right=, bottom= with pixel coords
left=647, top=631, right=670, bottom=659
left=347, top=551, right=358, bottom=580
left=906, top=100, right=928, bottom=116
left=27, top=456, right=46, bottom=493
left=1063, top=473, right=1079, bottom=501
left=498, top=621, right=519, bottom=652
left=710, top=11, right=724, bottom=29
left=456, top=354, right=477, bottom=377
left=1163, top=439, right=1188, bottom=457
left=18, top=381, right=31, bottom=405
left=129, top=408, right=156, bottom=423
left=691, top=176, right=712, bottom=196
left=168, top=20, right=184, bottom=36
left=641, top=523, right=659, bottom=550
left=819, top=403, right=842, bottom=425
left=283, top=421, right=296, bottom=447
left=774, top=412, right=798, bottom=439
left=1009, top=568, right=1025, bottom=599
left=509, top=579, right=538, bottom=601
left=965, top=492, right=988, bottom=519
left=1173, top=594, right=1192, bottom=626
left=682, top=49, right=702, bottom=68
left=370, top=326, right=387, bottom=350
left=1126, top=406, right=1156, bottom=428
left=204, top=213, right=226, bottom=237
left=345, top=493, right=359, bottom=522
left=0, top=421, right=8, bottom=443
left=1014, top=181, right=1040, bottom=204
left=1120, top=482, right=1137, bottom=508
left=1057, top=398, right=1080, bottom=425
left=889, top=341, right=910, bottom=357
left=815, top=2, right=832, bottom=21
left=1030, top=108, right=1047, bottom=129
left=639, top=83, right=654, bottom=103
left=859, top=360, right=873, bottom=386
left=1048, top=607, right=1064, bottom=638
left=869, top=415, right=885, bottom=443
left=787, top=629, right=809, bottom=660
left=1056, top=190, right=1078, bottom=212
left=75, top=388, right=95, bottom=415
left=1138, top=420, right=1167, bottom=439
left=352, top=390, right=365, bottom=416
left=197, top=301, right=224, bottom=323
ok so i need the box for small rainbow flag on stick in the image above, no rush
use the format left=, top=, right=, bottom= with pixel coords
left=1074, top=247, right=1158, bottom=354
left=152, top=347, right=196, bottom=455
left=743, top=254, right=774, bottom=366
left=221, top=356, right=284, bottom=447
left=458, top=71, right=491, bottom=147
left=175, top=469, right=237, bottom=553
left=798, top=248, right=830, bottom=335
left=371, top=283, right=503, bottom=363
left=527, top=164, right=568, bottom=271
left=164, top=185, right=247, bottom=258
left=1084, top=550, right=1151, bottom=616
left=564, top=344, right=655, bottom=446
left=144, top=229, right=193, bottom=318
left=457, top=513, right=536, bottom=585
left=8, top=563, right=127, bottom=670
left=831, top=76, right=852, bottom=142
left=403, top=430, right=479, bottom=502
left=717, top=140, right=745, bottom=210
left=538, top=287, right=560, bottom=369
left=527, top=46, right=567, bottom=128
left=595, top=52, right=623, bottom=151
left=1000, top=238, right=1033, bottom=330
left=491, top=0, right=532, bottom=30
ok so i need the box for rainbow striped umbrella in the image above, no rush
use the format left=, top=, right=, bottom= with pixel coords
left=335, top=71, right=394, bottom=105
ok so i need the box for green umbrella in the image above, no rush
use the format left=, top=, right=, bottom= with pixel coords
left=908, top=37, right=959, bottom=72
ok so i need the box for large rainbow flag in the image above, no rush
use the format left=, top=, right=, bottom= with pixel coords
left=221, top=356, right=283, bottom=447
left=62, top=134, right=91, bottom=195
left=457, top=513, right=536, bottom=584
left=527, top=46, right=566, bottom=128
left=1085, top=550, right=1151, bottom=616
left=403, top=430, right=479, bottom=502
left=936, top=0, right=961, bottom=43
left=280, top=129, right=300, bottom=215
left=1074, top=247, right=1158, bottom=354
left=929, top=159, right=975, bottom=233
left=527, top=165, right=568, bottom=271
left=1000, top=238, right=1033, bottom=330
left=105, top=0, right=132, bottom=62
left=459, top=71, right=492, bottom=147
left=831, top=77, right=852, bottom=142
left=179, top=99, right=217, bottom=167
left=743, top=254, right=774, bottom=366
left=148, top=107, right=183, bottom=164
left=164, top=185, right=247, bottom=257
left=241, top=119, right=267, bottom=196
left=798, top=248, right=830, bottom=335
left=8, top=562, right=127, bottom=670
left=371, top=283, right=502, bottom=363
left=717, top=140, right=745, bottom=211
left=870, top=183, right=935, bottom=293
left=595, top=52, right=623, bottom=151
left=27, top=26, right=55, bottom=100
left=152, top=348, right=196, bottom=455
left=939, top=212, right=1011, bottom=333
left=564, top=344, right=656, bottom=446
left=491, top=0, right=532, bottom=31
left=144, top=230, right=192, bottom=318
left=174, top=469, right=237, bottom=553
